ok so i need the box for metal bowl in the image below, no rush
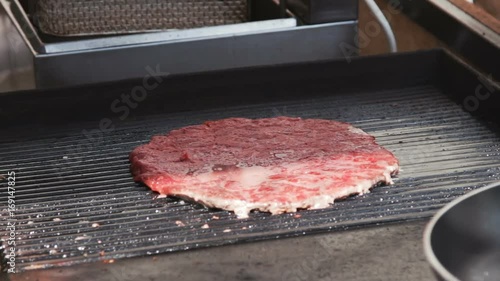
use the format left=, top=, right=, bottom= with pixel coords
left=424, top=182, right=500, bottom=281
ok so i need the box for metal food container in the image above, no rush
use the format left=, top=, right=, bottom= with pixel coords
left=0, top=0, right=359, bottom=90
left=424, top=182, right=500, bottom=281
left=33, top=0, right=248, bottom=36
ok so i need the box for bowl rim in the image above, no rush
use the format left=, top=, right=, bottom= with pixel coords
left=423, top=181, right=500, bottom=281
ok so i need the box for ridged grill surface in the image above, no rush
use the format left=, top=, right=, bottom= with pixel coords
left=1, top=85, right=500, bottom=272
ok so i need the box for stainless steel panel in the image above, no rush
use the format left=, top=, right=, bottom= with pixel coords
left=35, top=21, right=357, bottom=89
left=42, top=19, right=298, bottom=54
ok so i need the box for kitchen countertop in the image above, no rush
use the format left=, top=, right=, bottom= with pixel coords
left=8, top=220, right=434, bottom=281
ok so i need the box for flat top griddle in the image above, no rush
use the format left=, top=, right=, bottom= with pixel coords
left=0, top=49, right=499, bottom=272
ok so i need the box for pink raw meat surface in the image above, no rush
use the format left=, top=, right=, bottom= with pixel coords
left=130, top=117, right=399, bottom=218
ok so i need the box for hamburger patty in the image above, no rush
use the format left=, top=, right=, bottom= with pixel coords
left=130, top=117, right=399, bottom=218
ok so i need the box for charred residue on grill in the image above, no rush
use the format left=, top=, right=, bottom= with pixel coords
left=0, top=241, right=8, bottom=273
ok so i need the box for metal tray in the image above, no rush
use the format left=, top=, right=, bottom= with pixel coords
left=1, top=49, right=500, bottom=273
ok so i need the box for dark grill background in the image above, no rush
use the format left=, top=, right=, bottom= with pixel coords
left=1, top=50, right=499, bottom=272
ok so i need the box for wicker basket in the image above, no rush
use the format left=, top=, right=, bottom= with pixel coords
left=33, top=0, right=248, bottom=37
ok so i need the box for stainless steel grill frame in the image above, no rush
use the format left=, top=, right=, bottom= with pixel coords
left=0, top=49, right=499, bottom=273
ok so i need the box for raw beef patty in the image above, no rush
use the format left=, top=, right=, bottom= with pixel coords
left=130, top=117, right=399, bottom=218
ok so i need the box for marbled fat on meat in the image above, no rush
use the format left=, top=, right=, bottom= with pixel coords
left=130, top=117, right=399, bottom=218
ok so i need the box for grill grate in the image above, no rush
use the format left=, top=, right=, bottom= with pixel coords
left=1, top=85, right=500, bottom=272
